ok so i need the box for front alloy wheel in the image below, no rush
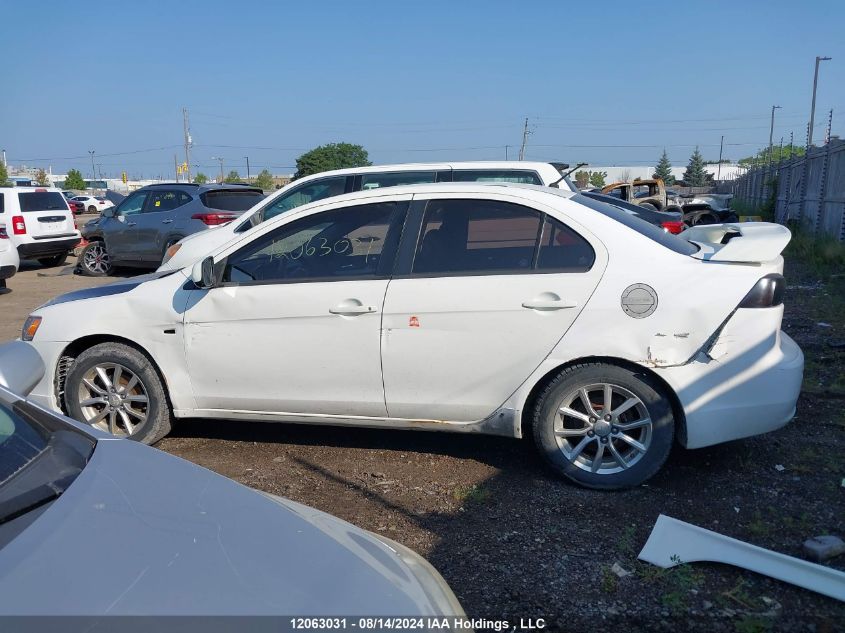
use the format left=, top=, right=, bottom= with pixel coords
left=77, top=362, right=149, bottom=437
left=79, top=241, right=112, bottom=276
left=532, top=363, right=674, bottom=489
left=65, top=342, right=172, bottom=444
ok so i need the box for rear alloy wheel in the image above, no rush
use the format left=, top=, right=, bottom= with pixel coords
left=78, top=241, right=113, bottom=276
left=532, top=363, right=674, bottom=489
left=37, top=253, right=68, bottom=267
left=88, top=205, right=97, bottom=213
left=65, top=342, right=171, bottom=444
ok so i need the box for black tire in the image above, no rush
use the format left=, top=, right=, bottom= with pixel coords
left=532, top=363, right=674, bottom=490
left=78, top=240, right=113, bottom=277
left=65, top=342, right=172, bottom=444
left=87, top=205, right=97, bottom=213
left=723, top=212, right=739, bottom=223
left=37, top=253, right=68, bottom=267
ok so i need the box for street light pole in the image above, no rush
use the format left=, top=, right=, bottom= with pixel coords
left=244, top=156, right=250, bottom=180
left=809, top=55, right=832, bottom=147
left=768, top=105, right=781, bottom=166
left=88, top=150, right=96, bottom=186
left=212, top=157, right=224, bottom=182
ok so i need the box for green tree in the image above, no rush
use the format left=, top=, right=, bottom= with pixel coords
left=253, top=168, right=274, bottom=190
left=64, top=168, right=86, bottom=190
left=0, top=162, right=10, bottom=186
left=34, top=168, right=49, bottom=186
left=738, top=144, right=805, bottom=168
left=193, top=172, right=208, bottom=184
left=224, top=170, right=242, bottom=183
left=588, top=170, right=608, bottom=188
left=574, top=170, right=590, bottom=188
left=294, top=142, right=371, bottom=179
left=682, top=147, right=708, bottom=187
left=653, top=150, right=675, bottom=185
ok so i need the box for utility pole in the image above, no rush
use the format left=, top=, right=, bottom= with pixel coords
left=518, top=118, right=531, bottom=161
left=809, top=56, right=832, bottom=147
left=768, top=105, right=781, bottom=166
left=183, top=107, right=192, bottom=182
left=1, top=149, right=5, bottom=167
left=174, top=154, right=180, bottom=182
left=212, top=156, right=224, bottom=183
left=244, top=156, right=250, bottom=180
left=88, top=150, right=96, bottom=184
left=717, top=135, right=724, bottom=180
left=505, top=145, right=510, bottom=160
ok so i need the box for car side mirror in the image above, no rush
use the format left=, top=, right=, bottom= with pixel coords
left=192, top=256, right=217, bottom=289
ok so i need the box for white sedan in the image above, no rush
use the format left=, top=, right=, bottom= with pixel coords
left=0, top=221, right=20, bottom=290
left=71, top=195, right=114, bottom=214
left=21, top=183, right=803, bottom=489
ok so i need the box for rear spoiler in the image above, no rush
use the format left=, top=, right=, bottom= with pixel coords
left=685, top=222, right=791, bottom=263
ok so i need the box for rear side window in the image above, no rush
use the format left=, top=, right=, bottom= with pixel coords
left=17, top=192, right=69, bottom=212
left=573, top=193, right=698, bottom=255
left=146, top=190, right=192, bottom=212
left=360, top=171, right=437, bottom=190
left=262, top=177, right=348, bottom=222
left=200, top=190, right=264, bottom=211
left=412, top=199, right=594, bottom=275
left=452, top=170, right=542, bottom=185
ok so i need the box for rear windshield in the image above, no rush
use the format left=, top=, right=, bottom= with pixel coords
left=17, top=192, right=69, bottom=213
left=572, top=193, right=698, bottom=255
left=200, top=190, right=265, bottom=211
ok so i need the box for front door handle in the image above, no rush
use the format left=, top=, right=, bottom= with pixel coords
left=162, top=219, right=173, bottom=224
left=329, top=299, right=377, bottom=316
left=522, top=293, right=578, bottom=311
left=126, top=221, right=137, bottom=227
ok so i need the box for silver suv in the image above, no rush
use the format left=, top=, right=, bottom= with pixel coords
left=78, top=182, right=265, bottom=276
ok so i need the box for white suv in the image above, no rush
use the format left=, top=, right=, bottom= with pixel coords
left=0, top=221, right=19, bottom=290
left=160, top=161, right=576, bottom=271
left=0, top=187, right=81, bottom=267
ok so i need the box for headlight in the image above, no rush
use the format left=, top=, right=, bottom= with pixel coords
left=163, top=242, right=182, bottom=263
left=22, top=316, right=42, bottom=341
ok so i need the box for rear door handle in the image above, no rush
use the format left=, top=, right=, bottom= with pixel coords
left=329, top=299, right=377, bottom=316
left=522, top=296, right=578, bottom=311
left=126, top=222, right=137, bottom=227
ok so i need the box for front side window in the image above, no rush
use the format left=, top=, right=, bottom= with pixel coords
left=360, top=171, right=437, bottom=190
left=451, top=170, right=542, bottom=185
left=412, top=199, right=594, bottom=275
left=116, top=191, right=148, bottom=216
left=262, top=176, right=347, bottom=222
left=223, top=201, right=403, bottom=284
left=145, top=190, right=191, bottom=213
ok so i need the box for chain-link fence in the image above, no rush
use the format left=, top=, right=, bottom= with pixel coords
left=725, top=138, right=845, bottom=241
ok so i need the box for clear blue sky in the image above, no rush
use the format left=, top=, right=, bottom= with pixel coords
left=2, top=0, right=843, bottom=179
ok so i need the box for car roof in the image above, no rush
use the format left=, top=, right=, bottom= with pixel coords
left=137, top=182, right=263, bottom=193
left=0, top=186, right=63, bottom=192
left=295, top=161, right=564, bottom=180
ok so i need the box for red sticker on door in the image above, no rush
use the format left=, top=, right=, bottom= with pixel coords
left=409, top=316, right=420, bottom=328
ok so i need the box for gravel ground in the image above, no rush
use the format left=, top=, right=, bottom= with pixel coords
left=2, top=251, right=843, bottom=631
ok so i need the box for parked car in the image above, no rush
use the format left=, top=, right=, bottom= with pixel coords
left=22, top=183, right=803, bottom=490
left=581, top=190, right=685, bottom=234
left=602, top=178, right=679, bottom=212
left=0, top=186, right=81, bottom=267
left=159, top=161, right=577, bottom=271
left=0, top=341, right=464, bottom=617
left=77, top=182, right=266, bottom=276
left=66, top=199, right=85, bottom=214
left=71, top=195, right=113, bottom=214
left=0, top=222, right=20, bottom=290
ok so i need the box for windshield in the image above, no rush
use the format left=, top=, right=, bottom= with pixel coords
left=572, top=194, right=698, bottom=255
left=0, top=402, right=49, bottom=483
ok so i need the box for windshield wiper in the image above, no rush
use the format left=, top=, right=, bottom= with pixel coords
left=0, top=473, right=76, bottom=526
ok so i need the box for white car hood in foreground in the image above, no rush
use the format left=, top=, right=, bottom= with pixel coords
left=0, top=435, right=461, bottom=616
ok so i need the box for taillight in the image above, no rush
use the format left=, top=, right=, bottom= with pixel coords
left=12, top=216, right=26, bottom=235
left=661, top=220, right=686, bottom=235
left=739, top=274, right=785, bottom=308
left=192, top=212, right=238, bottom=226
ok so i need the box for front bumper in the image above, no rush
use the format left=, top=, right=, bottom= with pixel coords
left=18, top=237, right=81, bottom=259
left=23, top=340, right=67, bottom=412
left=656, top=329, right=803, bottom=449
